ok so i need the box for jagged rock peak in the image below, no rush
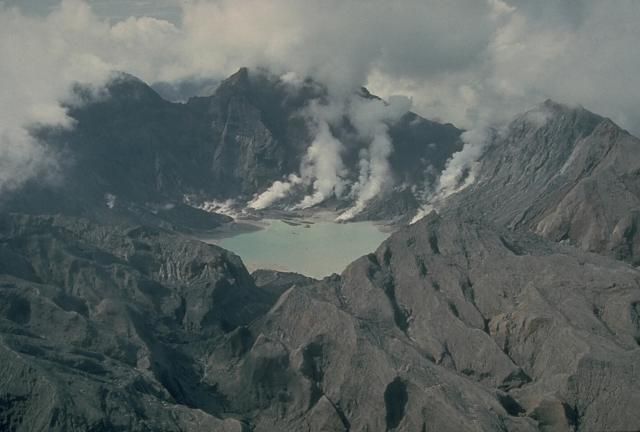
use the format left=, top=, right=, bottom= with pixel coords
left=108, top=70, right=146, bottom=85
left=511, top=99, right=602, bottom=131
left=540, top=98, right=575, bottom=111
left=222, top=66, right=250, bottom=88
left=357, top=86, right=381, bottom=101
left=102, top=71, right=163, bottom=102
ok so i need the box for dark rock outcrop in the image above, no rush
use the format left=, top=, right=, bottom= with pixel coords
left=4, top=68, right=462, bottom=224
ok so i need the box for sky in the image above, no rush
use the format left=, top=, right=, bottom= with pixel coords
left=1, top=0, right=182, bottom=22
left=1, top=0, right=640, bottom=200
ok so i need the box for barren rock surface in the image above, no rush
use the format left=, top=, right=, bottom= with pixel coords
left=451, top=100, right=640, bottom=264
left=2, top=81, right=640, bottom=431
left=2, top=211, right=639, bottom=431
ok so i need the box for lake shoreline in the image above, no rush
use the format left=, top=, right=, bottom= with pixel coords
left=197, top=214, right=393, bottom=279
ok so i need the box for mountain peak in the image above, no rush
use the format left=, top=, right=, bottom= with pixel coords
left=531, top=98, right=584, bottom=117
left=358, top=86, right=380, bottom=100
left=204, top=67, right=253, bottom=104
left=222, top=67, right=250, bottom=88
left=509, top=99, right=603, bottom=136
left=103, top=71, right=162, bottom=103
left=540, top=98, right=568, bottom=110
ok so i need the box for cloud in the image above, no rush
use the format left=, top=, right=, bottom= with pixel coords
left=248, top=174, right=302, bottom=210
left=247, top=98, right=350, bottom=211
left=434, top=128, right=490, bottom=200
left=174, top=0, right=499, bottom=97
left=1, top=0, right=183, bottom=23
left=337, top=95, right=411, bottom=221
left=251, top=94, right=412, bottom=215
left=0, top=1, right=108, bottom=194
left=368, top=0, right=640, bottom=136
left=0, top=0, right=185, bottom=193
left=3, top=0, right=640, bottom=196
left=295, top=120, right=348, bottom=209
left=410, top=126, right=492, bottom=224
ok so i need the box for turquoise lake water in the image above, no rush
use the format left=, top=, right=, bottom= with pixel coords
left=207, top=219, right=390, bottom=279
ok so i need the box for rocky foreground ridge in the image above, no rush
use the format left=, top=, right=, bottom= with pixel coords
left=1, top=208, right=640, bottom=431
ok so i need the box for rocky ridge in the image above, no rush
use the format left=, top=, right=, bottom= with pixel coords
left=449, top=100, right=640, bottom=264
left=2, top=209, right=640, bottom=431
left=5, top=68, right=463, bottom=225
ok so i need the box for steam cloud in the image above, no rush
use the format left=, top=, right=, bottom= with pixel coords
left=248, top=174, right=302, bottom=210
left=0, top=0, right=186, bottom=194
left=295, top=121, right=348, bottom=209
left=248, top=95, right=411, bottom=218
left=434, top=128, right=491, bottom=200
left=336, top=95, right=411, bottom=221
left=248, top=100, right=349, bottom=211
left=3, top=0, right=640, bottom=200
left=410, top=127, right=491, bottom=224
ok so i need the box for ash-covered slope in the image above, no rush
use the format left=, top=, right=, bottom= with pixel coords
left=352, top=212, right=640, bottom=431
left=0, top=213, right=274, bottom=431
left=449, top=100, right=640, bottom=264
left=2, top=211, right=639, bottom=431
left=5, top=68, right=462, bottom=223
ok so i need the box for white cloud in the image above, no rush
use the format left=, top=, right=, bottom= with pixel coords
left=370, top=1, right=640, bottom=135
left=337, top=95, right=412, bottom=221
left=0, top=0, right=184, bottom=193
left=295, top=120, right=348, bottom=209
left=248, top=174, right=302, bottom=210
left=0, top=1, right=108, bottom=193
left=173, top=0, right=498, bottom=97
left=3, top=0, right=640, bottom=195
left=410, top=126, right=492, bottom=223
left=435, top=128, right=490, bottom=200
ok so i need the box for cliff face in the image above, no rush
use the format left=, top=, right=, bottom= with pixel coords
left=5, top=68, right=462, bottom=224
left=449, top=100, right=640, bottom=264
